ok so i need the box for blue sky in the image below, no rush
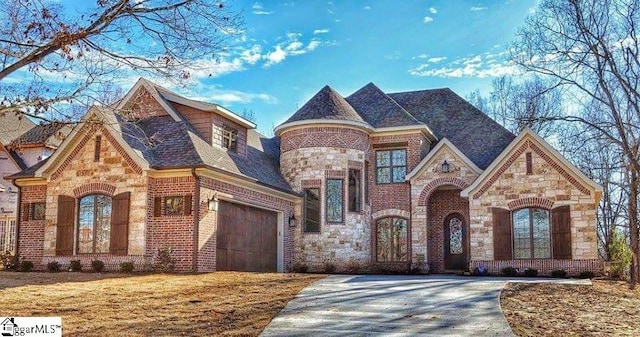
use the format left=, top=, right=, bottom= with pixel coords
left=70, top=1, right=538, bottom=134
left=185, top=0, right=539, bottom=134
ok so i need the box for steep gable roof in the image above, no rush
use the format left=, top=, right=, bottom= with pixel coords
left=389, top=88, right=515, bottom=170
left=283, top=85, right=365, bottom=124
left=12, top=122, right=70, bottom=148
left=0, top=112, right=35, bottom=145
left=346, top=82, right=423, bottom=128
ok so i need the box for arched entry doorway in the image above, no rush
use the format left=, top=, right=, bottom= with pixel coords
left=426, top=187, right=470, bottom=273
left=443, top=213, right=468, bottom=270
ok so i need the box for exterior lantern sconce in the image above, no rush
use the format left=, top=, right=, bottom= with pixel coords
left=289, top=214, right=297, bottom=227
left=207, top=194, right=219, bottom=212
left=441, top=160, right=451, bottom=173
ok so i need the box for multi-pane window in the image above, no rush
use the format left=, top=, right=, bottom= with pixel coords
left=78, top=194, right=112, bottom=254
left=31, top=203, right=46, bottom=220
left=348, top=169, right=361, bottom=212
left=512, top=208, right=551, bottom=259
left=222, top=125, right=238, bottom=152
left=376, top=217, right=408, bottom=262
left=0, top=220, right=6, bottom=252
left=326, top=179, right=343, bottom=223
left=164, top=196, right=185, bottom=216
left=8, top=220, right=15, bottom=252
left=376, top=149, right=407, bottom=184
left=303, top=188, right=320, bottom=233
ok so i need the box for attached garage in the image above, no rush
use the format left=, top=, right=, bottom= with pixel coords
left=216, top=201, right=278, bottom=272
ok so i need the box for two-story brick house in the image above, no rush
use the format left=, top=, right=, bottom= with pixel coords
left=8, top=78, right=602, bottom=274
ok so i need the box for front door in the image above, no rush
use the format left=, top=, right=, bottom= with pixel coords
left=444, top=213, right=468, bottom=270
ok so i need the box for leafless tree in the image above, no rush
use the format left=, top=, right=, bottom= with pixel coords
left=0, top=0, right=242, bottom=124
left=512, top=0, right=640, bottom=286
left=467, top=76, right=562, bottom=138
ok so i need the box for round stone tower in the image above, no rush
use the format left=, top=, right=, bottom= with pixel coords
left=275, top=85, right=372, bottom=271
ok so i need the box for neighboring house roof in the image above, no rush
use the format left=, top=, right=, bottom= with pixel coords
left=0, top=112, right=35, bottom=145
left=283, top=85, right=365, bottom=124
left=346, top=82, right=423, bottom=128
left=12, top=122, right=70, bottom=148
left=388, top=88, right=515, bottom=170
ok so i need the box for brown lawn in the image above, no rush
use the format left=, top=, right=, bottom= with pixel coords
left=501, top=280, right=640, bottom=336
left=0, top=271, right=323, bottom=336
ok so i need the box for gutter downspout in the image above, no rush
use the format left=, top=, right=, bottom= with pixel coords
left=12, top=179, right=21, bottom=255
left=191, top=168, right=200, bottom=272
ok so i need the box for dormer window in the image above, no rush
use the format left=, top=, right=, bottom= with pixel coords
left=222, top=125, right=238, bottom=152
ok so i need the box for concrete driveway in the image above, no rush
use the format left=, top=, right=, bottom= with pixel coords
left=261, top=274, right=589, bottom=337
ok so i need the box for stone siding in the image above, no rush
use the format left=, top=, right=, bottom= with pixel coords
left=281, top=126, right=370, bottom=270
left=469, top=137, right=599, bottom=263
left=39, top=126, right=148, bottom=269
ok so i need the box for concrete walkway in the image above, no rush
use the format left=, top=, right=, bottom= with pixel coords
left=261, top=274, right=590, bottom=337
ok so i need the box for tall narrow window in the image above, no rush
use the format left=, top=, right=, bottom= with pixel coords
left=78, top=194, right=112, bottom=254
left=348, top=169, right=361, bottom=212
left=376, top=149, right=407, bottom=184
left=94, top=135, right=102, bottom=161
left=326, top=179, right=343, bottom=223
left=376, top=217, right=408, bottom=262
left=303, top=188, right=320, bottom=233
left=364, top=161, right=370, bottom=204
left=526, top=152, right=533, bottom=175
left=222, top=125, right=238, bottom=152
left=0, top=220, right=6, bottom=252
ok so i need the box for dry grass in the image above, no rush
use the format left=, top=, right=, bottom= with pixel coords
left=0, top=271, right=323, bottom=336
left=501, top=280, right=640, bottom=336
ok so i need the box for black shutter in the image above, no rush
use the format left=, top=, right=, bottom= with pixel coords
left=493, top=207, right=512, bottom=260
left=56, top=196, right=75, bottom=255
left=552, top=205, right=572, bottom=259
left=110, top=192, right=130, bottom=255
left=23, top=203, right=30, bottom=221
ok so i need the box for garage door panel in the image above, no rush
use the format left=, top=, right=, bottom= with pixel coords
left=216, top=201, right=278, bottom=272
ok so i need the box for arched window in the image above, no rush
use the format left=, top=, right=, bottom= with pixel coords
left=376, top=217, right=408, bottom=262
left=512, top=208, right=551, bottom=259
left=78, top=194, right=112, bottom=254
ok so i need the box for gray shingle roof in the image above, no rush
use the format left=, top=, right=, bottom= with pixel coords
left=346, top=83, right=423, bottom=128
left=388, top=88, right=515, bottom=170
left=0, top=112, right=35, bottom=145
left=283, top=85, right=365, bottom=124
left=12, top=122, right=69, bottom=148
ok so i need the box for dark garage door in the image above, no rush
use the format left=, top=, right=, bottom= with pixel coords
left=217, top=201, right=278, bottom=272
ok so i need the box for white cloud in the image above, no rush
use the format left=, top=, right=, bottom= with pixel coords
left=385, top=51, right=402, bottom=60
left=409, top=52, right=521, bottom=78
left=423, top=16, right=434, bottom=23
left=240, top=45, right=262, bottom=65
left=470, top=6, right=487, bottom=11
left=306, top=40, right=321, bottom=51
left=427, top=56, right=447, bottom=63
left=314, top=29, right=330, bottom=34
left=252, top=2, right=274, bottom=15
left=265, top=46, right=287, bottom=66
left=364, top=6, right=371, bottom=10
left=429, top=7, right=437, bottom=14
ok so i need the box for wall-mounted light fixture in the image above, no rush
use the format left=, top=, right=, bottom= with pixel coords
left=207, top=193, right=219, bottom=212
left=432, top=160, right=460, bottom=174
left=289, top=214, right=297, bottom=227
left=441, top=160, right=451, bottom=173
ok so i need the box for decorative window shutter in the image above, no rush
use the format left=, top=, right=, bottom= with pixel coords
left=552, top=205, right=572, bottom=259
left=22, top=203, right=30, bottom=221
left=56, top=196, right=75, bottom=256
left=492, top=207, right=512, bottom=260
left=184, top=194, right=192, bottom=216
left=110, top=192, right=130, bottom=255
left=153, top=197, right=162, bottom=217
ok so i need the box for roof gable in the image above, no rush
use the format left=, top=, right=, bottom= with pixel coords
left=346, top=82, right=423, bottom=128
left=406, top=138, right=482, bottom=182
left=115, top=78, right=182, bottom=121
left=0, top=112, right=35, bottom=145
left=461, top=128, right=603, bottom=199
left=389, top=88, right=515, bottom=169
left=282, top=85, right=365, bottom=125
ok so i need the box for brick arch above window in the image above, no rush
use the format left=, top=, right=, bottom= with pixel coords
left=73, top=182, right=117, bottom=198
left=372, top=209, right=411, bottom=220
left=506, top=197, right=555, bottom=211
left=418, top=177, right=470, bottom=206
